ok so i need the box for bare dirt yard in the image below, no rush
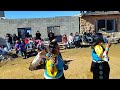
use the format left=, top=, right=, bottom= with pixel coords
left=0, top=44, right=120, bottom=79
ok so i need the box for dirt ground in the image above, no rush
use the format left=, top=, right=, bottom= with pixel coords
left=0, top=44, right=120, bottom=79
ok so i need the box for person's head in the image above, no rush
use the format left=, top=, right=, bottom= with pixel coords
left=63, top=34, right=66, bottom=37
left=49, top=30, right=52, bottom=33
left=70, top=33, right=73, bottom=36
left=37, top=31, right=39, bottom=33
left=75, top=32, right=79, bottom=35
left=15, top=40, right=19, bottom=44
left=20, top=38, right=22, bottom=41
left=48, top=39, right=59, bottom=55
left=1, top=45, right=5, bottom=48
left=13, top=33, right=16, bottom=36
left=91, top=34, right=104, bottom=49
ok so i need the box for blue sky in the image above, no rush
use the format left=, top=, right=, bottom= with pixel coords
left=5, top=11, right=80, bottom=19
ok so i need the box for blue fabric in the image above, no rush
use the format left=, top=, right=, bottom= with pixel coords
left=91, top=49, right=102, bottom=62
left=74, top=35, right=80, bottom=41
left=103, top=38, right=108, bottom=43
left=44, top=54, right=64, bottom=79
left=20, top=41, right=26, bottom=51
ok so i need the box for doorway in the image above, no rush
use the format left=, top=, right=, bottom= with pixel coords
left=47, top=26, right=62, bottom=42
left=17, top=27, right=32, bottom=39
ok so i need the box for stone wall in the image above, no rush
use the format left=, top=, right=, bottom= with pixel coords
left=80, top=14, right=120, bottom=34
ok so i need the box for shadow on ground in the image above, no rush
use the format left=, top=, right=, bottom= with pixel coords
left=81, top=45, right=91, bottom=48
left=64, top=60, right=73, bottom=65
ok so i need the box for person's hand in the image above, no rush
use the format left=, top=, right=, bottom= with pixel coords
left=106, top=43, right=111, bottom=48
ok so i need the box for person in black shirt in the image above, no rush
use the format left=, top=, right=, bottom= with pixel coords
left=48, top=30, right=55, bottom=42
left=13, top=34, right=19, bottom=45
left=36, top=31, right=41, bottom=40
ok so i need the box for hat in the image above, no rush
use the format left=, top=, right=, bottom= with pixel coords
left=94, top=33, right=104, bottom=43
left=49, top=39, right=57, bottom=47
left=49, top=39, right=58, bottom=53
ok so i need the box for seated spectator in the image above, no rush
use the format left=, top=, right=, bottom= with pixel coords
left=0, top=45, right=8, bottom=55
left=74, top=32, right=82, bottom=48
left=35, top=39, right=44, bottom=51
left=68, top=33, right=74, bottom=48
left=62, top=34, right=68, bottom=49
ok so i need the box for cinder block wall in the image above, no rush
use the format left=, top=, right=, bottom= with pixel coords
left=0, top=16, right=79, bottom=45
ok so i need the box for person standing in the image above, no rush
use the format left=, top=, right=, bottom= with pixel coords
left=36, top=31, right=41, bottom=40
left=19, top=38, right=27, bottom=59
left=43, top=39, right=66, bottom=79
left=48, top=30, right=55, bottom=42
left=74, top=32, right=82, bottom=48
left=5, top=33, right=11, bottom=51
left=15, top=40, right=21, bottom=55
left=91, top=35, right=111, bottom=79
left=13, top=33, right=19, bottom=43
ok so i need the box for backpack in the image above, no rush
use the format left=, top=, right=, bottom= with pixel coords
left=45, top=54, right=58, bottom=77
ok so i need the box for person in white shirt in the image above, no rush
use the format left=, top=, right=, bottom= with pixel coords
left=68, top=33, right=74, bottom=48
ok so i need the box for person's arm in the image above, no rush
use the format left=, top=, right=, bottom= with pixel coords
left=40, top=33, right=41, bottom=37
left=104, top=43, right=111, bottom=54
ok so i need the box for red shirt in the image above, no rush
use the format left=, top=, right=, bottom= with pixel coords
left=24, top=38, right=29, bottom=44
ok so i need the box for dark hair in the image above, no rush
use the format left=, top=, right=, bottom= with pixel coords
left=91, top=38, right=104, bottom=50
left=91, top=33, right=104, bottom=49
left=91, top=41, right=99, bottom=49
left=50, top=39, right=57, bottom=46
left=70, top=33, right=73, bottom=35
left=49, top=39, right=58, bottom=53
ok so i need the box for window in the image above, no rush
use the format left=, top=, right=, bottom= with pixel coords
left=96, top=19, right=115, bottom=32
left=107, top=20, right=114, bottom=31
left=97, top=20, right=105, bottom=31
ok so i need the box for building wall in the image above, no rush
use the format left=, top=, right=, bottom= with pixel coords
left=0, top=16, right=79, bottom=45
left=80, top=14, right=120, bottom=34
left=0, top=11, right=5, bottom=18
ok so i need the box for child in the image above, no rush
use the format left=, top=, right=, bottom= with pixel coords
left=20, top=38, right=27, bottom=59
left=15, top=40, right=21, bottom=55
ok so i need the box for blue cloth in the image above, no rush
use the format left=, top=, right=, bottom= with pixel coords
left=44, top=54, right=64, bottom=79
left=74, top=35, right=81, bottom=42
left=103, top=37, right=108, bottom=43
left=20, top=41, right=26, bottom=51
left=91, top=49, right=102, bottom=62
